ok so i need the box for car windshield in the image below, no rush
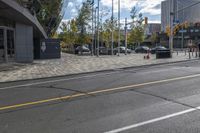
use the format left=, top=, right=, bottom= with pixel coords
left=142, top=46, right=149, bottom=49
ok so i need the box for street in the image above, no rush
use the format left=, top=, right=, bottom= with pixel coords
left=1, top=60, right=200, bottom=133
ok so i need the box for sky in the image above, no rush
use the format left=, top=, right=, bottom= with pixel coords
left=62, top=0, right=165, bottom=24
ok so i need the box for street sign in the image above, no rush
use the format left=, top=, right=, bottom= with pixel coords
left=173, top=20, right=180, bottom=25
left=179, top=30, right=187, bottom=33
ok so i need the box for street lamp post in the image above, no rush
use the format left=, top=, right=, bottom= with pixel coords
left=118, top=0, right=120, bottom=56
left=94, top=7, right=98, bottom=55
left=111, top=0, right=114, bottom=55
left=170, top=12, right=174, bottom=54
left=169, top=0, right=174, bottom=56
left=97, top=0, right=100, bottom=57
left=91, top=2, right=94, bottom=56
left=125, top=18, right=128, bottom=55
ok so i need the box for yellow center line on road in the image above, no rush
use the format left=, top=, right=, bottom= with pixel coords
left=1, top=73, right=200, bottom=111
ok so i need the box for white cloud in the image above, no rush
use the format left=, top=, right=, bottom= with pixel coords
left=63, top=0, right=164, bottom=23
left=139, top=0, right=165, bottom=15
left=68, top=2, right=74, bottom=8
left=100, top=0, right=138, bottom=12
left=100, top=0, right=165, bottom=15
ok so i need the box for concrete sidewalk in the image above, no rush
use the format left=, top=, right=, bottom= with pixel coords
left=0, top=52, right=198, bottom=82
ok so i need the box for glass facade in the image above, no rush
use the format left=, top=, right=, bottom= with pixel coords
left=0, top=29, right=3, bottom=62
left=161, top=0, right=200, bottom=31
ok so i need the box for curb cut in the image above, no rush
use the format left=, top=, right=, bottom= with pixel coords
left=0, top=59, right=199, bottom=84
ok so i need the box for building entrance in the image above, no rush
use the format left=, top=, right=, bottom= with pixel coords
left=0, top=29, right=4, bottom=62
left=0, top=27, right=15, bottom=63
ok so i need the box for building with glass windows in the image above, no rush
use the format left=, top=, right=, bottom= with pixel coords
left=161, top=0, right=200, bottom=32
left=0, top=0, right=47, bottom=63
left=145, top=23, right=161, bottom=36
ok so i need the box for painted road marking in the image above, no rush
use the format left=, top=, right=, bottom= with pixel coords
left=105, top=107, right=199, bottom=133
left=1, top=73, right=200, bottom=111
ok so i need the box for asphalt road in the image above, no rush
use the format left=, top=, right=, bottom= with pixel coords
left=1, top=60, right=200, bottom=133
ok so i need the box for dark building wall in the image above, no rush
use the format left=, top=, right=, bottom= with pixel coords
left=15, top=23, right=33, bottom=63
left=34, top=39, right=61, bottom=60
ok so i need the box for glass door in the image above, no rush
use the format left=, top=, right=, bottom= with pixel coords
left=7, top=29, right=15, bottom=60
left=0, top=29, right=4, bottom=62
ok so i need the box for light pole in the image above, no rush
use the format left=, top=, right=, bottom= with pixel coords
left=111, top=0, right=114, bottom=55
left=118, top=0, right=120, bottom=56
left=125, top=18, right=128, bottom=55
left=97, top=0, right=100, bottom=57
left=91, top=1, right=94, bottom=56
left=169, top=0, right=174, bottom=55
left=94, top=7, right=98, bottom=55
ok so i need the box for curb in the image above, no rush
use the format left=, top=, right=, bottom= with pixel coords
left=0, top=59, right=199, bottom=84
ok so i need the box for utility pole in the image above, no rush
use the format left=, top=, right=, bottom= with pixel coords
left=91, top=1, right=94, bottom=56
left=125, top=18, right=128, bottom=55
left=181, top=9, right=184, bottom=51
left=111, top=0, right=114, bottom=55
left=94, top=7, right=98, bottom=55
left=169, top=0, right=174, bottom=56
left=97, top=0, right=100, bottom=57
left=118, top=0, right=120, bottom=56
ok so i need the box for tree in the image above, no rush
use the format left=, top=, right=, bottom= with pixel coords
left=102, top=18, right=118, bottom=48
left=76, top=1, right=92, bottom=44
left=37, top=0, right=64, bottom=37
left=128, top=6, right=145, bottom=46
left=59, top=19, right=78, bottom=46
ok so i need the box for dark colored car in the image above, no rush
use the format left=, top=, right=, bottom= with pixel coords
left=114, top=47, right=132, bottom=54
left=75, top=45, right=90, bottom=54
left=151, top=46, right=167, bottom=54
left=99, top=47, right=117, bottom=55
left=135, top=46, right=150, bottom=53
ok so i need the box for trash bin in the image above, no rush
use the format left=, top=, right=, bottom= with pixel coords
left=156, top=49, right=171, bottom=59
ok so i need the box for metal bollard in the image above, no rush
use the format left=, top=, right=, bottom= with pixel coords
left=196, top=48, right=198, bottom=58
left=189, top=48, right=191, bottom=59
left=192, top=48, right=194, bottom=57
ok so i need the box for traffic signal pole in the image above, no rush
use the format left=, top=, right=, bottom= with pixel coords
left=118, top=0, right=120, bottom=56
left=111, top=0, right=114, bottom=55
left=97, top=0, right=100, bottom=57
left=170, top=12, right=174, bottom=54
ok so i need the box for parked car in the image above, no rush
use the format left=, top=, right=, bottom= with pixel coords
left=114, top=46, right=132, bottom=54
left=99, top=47, right=117, bottom=55
left=135, top=46, right=150, bottom=53
left=151, top=46, right=167, bottom=54
left=75, top=45, right=90, bottom=54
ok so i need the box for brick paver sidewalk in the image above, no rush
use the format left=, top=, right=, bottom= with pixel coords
left=0, top=52, right=198, bottom=82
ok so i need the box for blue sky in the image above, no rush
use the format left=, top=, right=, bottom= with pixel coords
left=63, top=0, right=164, bottom=23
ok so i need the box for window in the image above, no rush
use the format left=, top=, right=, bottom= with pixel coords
left=0, top=29, right=4, bottom=49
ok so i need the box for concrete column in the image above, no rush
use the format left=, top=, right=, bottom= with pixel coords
left=3, top=28, right=8, bottom=62
left=15, top=23, right=33, bottom=63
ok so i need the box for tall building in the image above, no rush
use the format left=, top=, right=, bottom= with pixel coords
left=145, top=23, right=161, bottom=35
left=161, top=0, right=200, bottom=32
